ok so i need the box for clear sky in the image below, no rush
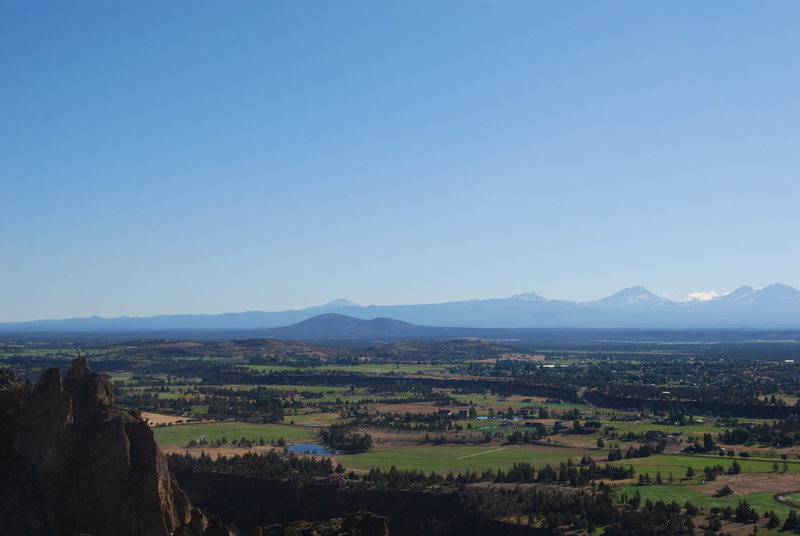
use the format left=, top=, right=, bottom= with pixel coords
left=2, top=1, right=799, bottom=322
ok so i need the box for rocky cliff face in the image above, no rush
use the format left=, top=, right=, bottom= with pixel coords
left=0, top=358, right=231, bottom=536
left=173, top=470, right=537, bottom=536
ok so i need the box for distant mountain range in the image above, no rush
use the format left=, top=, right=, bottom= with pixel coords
left=3, top=283, right=800, bottom=332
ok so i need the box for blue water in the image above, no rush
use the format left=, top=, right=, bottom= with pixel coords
left=287, top=444, right=338, bottom=455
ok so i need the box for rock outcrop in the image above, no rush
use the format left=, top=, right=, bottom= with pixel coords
left=260, top=511, right=390, bottom=536
left=0, top=358, right=231, bottom=536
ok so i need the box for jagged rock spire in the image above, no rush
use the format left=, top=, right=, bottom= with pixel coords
left=0, top=360, right=231, bottom=535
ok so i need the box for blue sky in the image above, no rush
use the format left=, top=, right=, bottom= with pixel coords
left=2, top=1, right=799, bottom=321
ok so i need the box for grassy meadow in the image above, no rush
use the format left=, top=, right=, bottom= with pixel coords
left=153, top=422, right=316, bottom=446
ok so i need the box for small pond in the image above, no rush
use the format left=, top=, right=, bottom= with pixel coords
left=287, top=444, right=338, bottom=455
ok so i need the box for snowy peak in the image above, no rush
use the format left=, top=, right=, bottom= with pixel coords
left=706, top=283, right=800, bottom=307
left=686, top=291, right=721, bottom=302
left=509, top=292, right=546, bottom=301
left=592, top=286, right=671, bottom=306
left=323, top=298, right=361, bottom=307
left=3, top=284, right=800, bottom=332
left=304, top=298, right=361, bottom=311
left=713, top=285, right=756, bottom=303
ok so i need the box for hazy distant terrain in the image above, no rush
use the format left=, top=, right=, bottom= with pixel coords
left=2, top=284, right=800, bottom=333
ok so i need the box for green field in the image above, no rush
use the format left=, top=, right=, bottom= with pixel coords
left=108, top=372, right=135, bottom=382
left=450, top=393, right=590, bottom=412
left=237, top=365, right=318, bottom=372
left=220, top=384, right=340, bottom=393
left=457, top=418, right=506, bottom=430
left=611, top=454, right=800, bottom=477
left=153, top=391, right=189, bottom=400
left=620, top=484, right=793, bottom=517
left=330, top=363, right=453, bottom=374
left=217, top=384, right=420, bottom=404
left=153, top=422, right=316, bottom=446
left=339, top=445, right=594, bottom=473
left=609, top=422, right=722, bottom=437
left=241, top=363, right=454, bottom=374
left=313, top=393, right=420, bottom=403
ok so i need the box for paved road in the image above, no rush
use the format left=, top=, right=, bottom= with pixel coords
left=774, top=491, right=800, bottom=509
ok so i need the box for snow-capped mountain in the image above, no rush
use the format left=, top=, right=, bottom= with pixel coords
left=509, top=292, right=547, bottom=301
left=2, top=284, right=799, bottom=331
left=588, top=286, right=673, bottom=307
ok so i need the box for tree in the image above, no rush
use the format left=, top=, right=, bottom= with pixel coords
left=703, top=466, right=717, bottom=481
left=715, top=484, right=733, bottom=497
left=729, top=459, right=741, bottom=474
left=735, top=499, right=758, bottom=522
left=703, top=433, right=716, bottom=452
left=784, top=510, right=799, bottom=530
left=685, top=466, right=695, bottom=478
left=766, top=511, right=780, bottom=528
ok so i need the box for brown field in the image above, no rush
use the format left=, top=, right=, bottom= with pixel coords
left=161, top=445, right=280, bottom=458
left=367, top=430, right=433, bottom=449
left=697, top=472, right=800, bottom=495
left=544, top=434, right=604, bottom=449
left=371, top=403, right=469, bottom=414
left=714, top=518, right=787, bottom=536
left=501, top=418, right=560, bottom=427
left=141, top=412, right=211, bottom=426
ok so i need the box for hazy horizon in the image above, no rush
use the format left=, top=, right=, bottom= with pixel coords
left=2, top=282, right=797, bottom=323
left=3, top=2, right=799, bottom=322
